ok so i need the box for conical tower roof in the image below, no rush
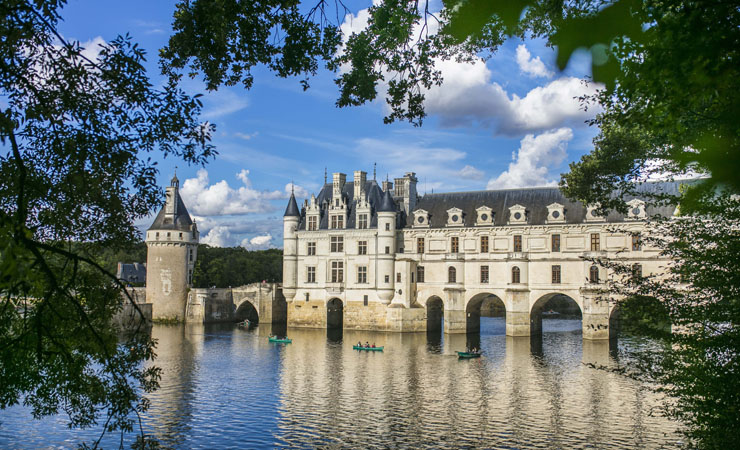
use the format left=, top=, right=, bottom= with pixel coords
left=148, top=187, right=194, bottom=231
left=284, top=192, right=300, bottom=217
left=378, top=189, right=396, bottom=212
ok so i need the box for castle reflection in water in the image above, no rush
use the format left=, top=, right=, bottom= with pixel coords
left=138, top=320, right=679, bottom=449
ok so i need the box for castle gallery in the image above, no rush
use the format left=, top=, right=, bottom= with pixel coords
left=145, top=170, right=681, bottom=340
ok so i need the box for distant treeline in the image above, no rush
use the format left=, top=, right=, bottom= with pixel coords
left=193, top=246, right=283, bottom=288
left=75, top=241, right=282, bottom=288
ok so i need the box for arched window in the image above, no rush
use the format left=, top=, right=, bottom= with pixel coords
left=448, top=267, right=456, bottom=283
left=589, top=265, right=600, bottom=283
left=512, top=266, right=521, bottom=284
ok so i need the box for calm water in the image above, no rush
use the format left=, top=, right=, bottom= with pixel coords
left=0, top=318, right=681, bottom=449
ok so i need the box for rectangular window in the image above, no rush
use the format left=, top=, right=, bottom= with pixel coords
left=385, top=223, right=390, bottom=231
left=331, top=261, right=344, bottom=283
left=591, top=233, right=600, bottom=251
left=417, top=266, right=425, bottom=283
left=179, top=232, right=183, bottom=238
left=552, top=234, right=561, bottom=252
left=384, top=275, right=390, bottom=283
left=358, top=241, right=367, bottom=255
left=633, top=263, right=642, bottom=278
left=307, top=242, right=316, bottom=255
left=632, top=234, right=642, bottom=251
left=385, top=246, right=390, bottom=254
left=451, top=236, right=459, bottom=253
left=307, top=266, right=316, bottom=283
left=411, top=272, right=415, bottom=283
left=363, top=295, right=368, bottom=306
left=481, top=236, right=489, bottom=253
left=330, top=236, right=344, bottom=252
left=481, top=265, right=489, bottom=283
left=417, top=237, right=425, bottom=254
left=330, top=215, right=344, bottom=229
left=308, top=216, right=318, bottom=231
left=358, top=214, right=368, bottom=229
left=338, top=215, right=344, bottom=229
left=396, top=273, right=402, bottom=283
left=189, top=249, right=193, bottom=261
left=513, top=235, right=522, bottom=252
left=357, top=266, right=367, bottom=284
left=552, top=265, right=561, bottom=284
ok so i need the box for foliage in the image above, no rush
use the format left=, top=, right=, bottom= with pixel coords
left=192, top=246, right=282, bottom=288
left=0, top=0, right=214, bottom=447
left=595, top=192, right=740, bottom=449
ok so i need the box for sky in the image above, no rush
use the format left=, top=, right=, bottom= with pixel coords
left=57, top=0, right=602, bottom=249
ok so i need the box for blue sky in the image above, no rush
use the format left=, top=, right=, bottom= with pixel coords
left=58, top=0, right=601, bottom=248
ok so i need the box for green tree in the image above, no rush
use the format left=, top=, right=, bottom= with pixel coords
left=160, top=1, right=739, bottom=447
left=0, top=1, right=214, bottom=447
left=192, top=246, right=282, bottom=288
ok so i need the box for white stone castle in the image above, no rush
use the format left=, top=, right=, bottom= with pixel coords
left=283, top=170, right=680, bottom=339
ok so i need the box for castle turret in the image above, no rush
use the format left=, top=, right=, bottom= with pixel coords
left=282, top=191, right=300, bottom=301
left=376, top=189, right=397, bottom=303
left=145, top=175, right=199, bottom=321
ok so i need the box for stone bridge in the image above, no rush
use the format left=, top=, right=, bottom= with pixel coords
left=186, top=283, right=287, bottom=324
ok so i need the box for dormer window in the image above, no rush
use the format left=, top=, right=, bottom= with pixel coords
left=585, top=204, right=606, bottom=222
left=446, top=207, right=463, bottom=227
left=508, top=204, right=527, bottom=225
left=413, top=209, right=430, bottom=228
left=475, top=206, right=493, bottom=226
left=626, top=199, right=646, bottom=220
left=546, top=203, right=565, bottom=224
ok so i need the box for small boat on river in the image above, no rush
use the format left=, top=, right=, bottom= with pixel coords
left=269, top=336, right=292, bottom=344
left=353, top=345, right=384, bottom=351
left=457, top=351, right=482, bottom=359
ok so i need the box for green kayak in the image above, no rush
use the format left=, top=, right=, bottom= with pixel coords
left=353, top=345, right=383, bottom=351
left=457, top=351, right=482, bottom=359
left=269, top=337, right=292, bottom=344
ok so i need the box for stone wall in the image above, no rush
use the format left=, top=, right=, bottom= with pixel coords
left=186, top=283, right=286, bottom=324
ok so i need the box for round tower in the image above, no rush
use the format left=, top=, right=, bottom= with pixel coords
left=145, top=175, right=199, bottom=321
left=377, top=189, right=397, bottom=303
left=282, top=191, right=300, bottom=301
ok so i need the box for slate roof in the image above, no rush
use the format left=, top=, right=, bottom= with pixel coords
left=284, top=193, right=300, bottom=217
left=407, top=180, right=687, bottom=228
left=116, top=262, right=146, bottom=283
left=297, top=180, right=390, bottom=230
left=148, top=189, right=194, bottom=231
left=378, top=190, right=397, bottom=212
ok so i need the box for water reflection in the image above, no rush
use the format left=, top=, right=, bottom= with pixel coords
left=0, top=318, right=680, bottom=449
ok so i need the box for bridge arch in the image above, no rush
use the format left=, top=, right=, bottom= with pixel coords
left=327, top=297, right=343, bottom=329
left=466, top=292, right=506, bottom=334
left=234, top=299, right=259, bottom=324
left=426, top=295, right=444, bottom=333
left=530, top=293, right=582, bottom=335
left=608, top=295, right=669, bottom=339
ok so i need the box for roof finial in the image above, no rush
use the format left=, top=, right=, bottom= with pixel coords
left=291, top=179, right=294, bottom=195
left=373, top=162, right=376, bottom=180
left=324, top=167, right=327, bottom=185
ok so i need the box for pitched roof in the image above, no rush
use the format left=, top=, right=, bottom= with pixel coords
left=284, top=193, right=300, bottom=217
left=408, top=181, right=686, bottom=228
left=148, top=188, right=194, bottom=231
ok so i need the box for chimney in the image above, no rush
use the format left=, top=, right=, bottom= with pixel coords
left=332, top=172, right=346, bottom=199
left=354, top=170, right=367, bottom=200
left=382, top=179, right=393, bottom=193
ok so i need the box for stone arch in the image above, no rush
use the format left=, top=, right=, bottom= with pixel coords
left=327, top=297, right=344, bottom=329
left=466, top=292, right=506, bottom=334
left=234, top=299, right=259, bottom=324
left=426, top=295, right=444, bottom=333
left=608, top=295, right=669, bottom=338
left=530, top=293, right=582, bottom=335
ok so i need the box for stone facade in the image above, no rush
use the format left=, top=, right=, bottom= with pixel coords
left=145, top=175, right=199, bottom=321
left=283, top=170, right=682, bottom=339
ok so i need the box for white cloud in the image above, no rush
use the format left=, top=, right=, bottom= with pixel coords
left=201, top=225, right=233, bottom=247
left=458, top=165, right=484, bottom=180
left=338, top=8, right=600, bottom=135
left=515, top=44, right=554, bottom=78
left=241, top=234, right=273, bottom=250
left=200, top=89, right=249, bottom=119
left=487, top=128, right=573, bottom=189
left=180, top=168, right=294, bottom=216
left=234, top=131, right=259, bottom=140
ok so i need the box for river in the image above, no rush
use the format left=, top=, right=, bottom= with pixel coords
left=0, top=318, right=680, bottom=449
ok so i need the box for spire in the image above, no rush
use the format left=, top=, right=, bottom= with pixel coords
left=378, top=189, right=396, bottom=212
left=171, top=167, right=179, bottom=188
left=324, top=167, right=327, bottom=185
left=373, top=162, right=376, bottom=180
left=284, top=191, right=300, bottom=217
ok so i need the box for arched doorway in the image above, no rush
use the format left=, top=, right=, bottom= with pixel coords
left=327, top=298, right=343, bottom=329
left=466, top=293, right=506, bottom=334
left=426, top=296, right=444, bottom=333
left=235, top=301, right=259, bottom=324
left=530, top=293, right=582, bottom=335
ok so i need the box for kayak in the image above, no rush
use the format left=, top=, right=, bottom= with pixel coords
left=269, top=337, right=292, bottom=344
left=457, top=351, right=482, bottom=359
left=353, top=346, right=384, bottom=351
